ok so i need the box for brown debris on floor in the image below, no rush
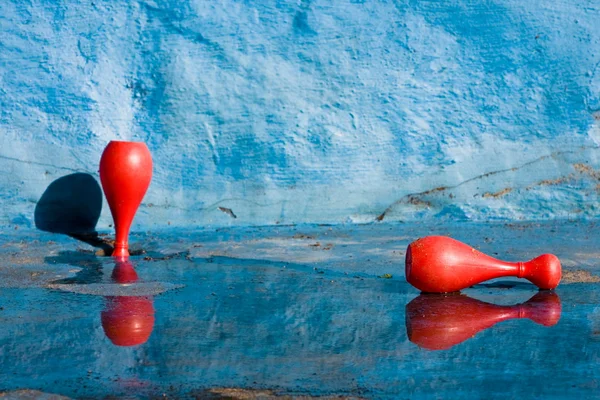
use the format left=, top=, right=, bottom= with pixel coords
left=504, top=222, right=542, bottom=230
left=0, top=390, right=71, bottom=399
left=142, top=250, right=190, bottom=261
left=192, top=388, right=365, bottom=400
left=562, top=269, right=600, bottom=283
left=7, top=254, right=45, bottom=265
left=293, top=233, right=316, bottom=239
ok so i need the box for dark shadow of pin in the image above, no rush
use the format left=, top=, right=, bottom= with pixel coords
left=34, top=172, right=113, bottom=255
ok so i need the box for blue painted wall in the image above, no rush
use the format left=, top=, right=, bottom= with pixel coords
left=1, top=0, right=600, bottom=228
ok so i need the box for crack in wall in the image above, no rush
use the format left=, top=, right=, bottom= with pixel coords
left=375, top=147, right=600, bottom=221
left=140, top=198, right=286, bottom=214
left=0, top=154, right=86, bottom=174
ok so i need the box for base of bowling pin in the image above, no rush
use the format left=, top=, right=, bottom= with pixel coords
left=112, top=244, right=130, bottom=258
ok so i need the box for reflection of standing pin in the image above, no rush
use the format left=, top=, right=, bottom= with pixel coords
left=100, top=141, right=152, bottom=258
left=102, top=258, right=155, bottom=347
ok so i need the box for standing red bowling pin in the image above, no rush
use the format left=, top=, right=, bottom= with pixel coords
left=100, top=141, right=152, bottom=258
left=405, top=236, right=561, bottom=293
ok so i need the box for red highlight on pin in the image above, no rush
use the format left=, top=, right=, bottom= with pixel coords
left=405, top=236, right=561, bottom=293
left=99, top=141, right=153, bottom=258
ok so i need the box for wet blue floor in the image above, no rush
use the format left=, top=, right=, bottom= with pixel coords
left=1, top=221, right=600, bottom=399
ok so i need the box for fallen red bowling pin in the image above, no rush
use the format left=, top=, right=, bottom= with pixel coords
left=406, top=291, right=561, bottom=350
left=405, top=236, right=561, bottom=293
left=99, top=141, right=153, bottom=258
left=101, top=259, right=155, bottom=346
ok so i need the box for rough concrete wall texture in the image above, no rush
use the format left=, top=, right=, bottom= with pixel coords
left=1, top=0, right=600, bottom=229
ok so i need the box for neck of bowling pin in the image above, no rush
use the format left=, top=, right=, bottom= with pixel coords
left=495, top=260, right=527, bottom=279
left=113, top=222, right=131, bottom=258
left=514, top=261, right=526, bottom=278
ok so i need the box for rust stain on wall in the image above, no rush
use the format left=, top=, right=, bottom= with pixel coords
left=374, top=149, right=592, bottom=222
left=574, top=163, right=600, bottom=179
left=482, top=188, right=513, bottom=198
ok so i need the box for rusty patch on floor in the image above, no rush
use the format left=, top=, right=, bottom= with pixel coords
left=562, top=270, right=600, bottom=283
left=293, top=233, right=316, bottom=239
left=504, top=222, right=542, bottom=230
left=191, top=388, right=365, bottom=399
left=7, top=254, right=45, bottom=265
left=0, top=390, right=70, bottom=399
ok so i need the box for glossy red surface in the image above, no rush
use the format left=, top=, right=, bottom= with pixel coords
left=101, top=259, right=155, bottom=347
left=406, top=291, right=562, bottom=350
left=405, top=236, right=561, bottom=292
left=99, top=141, right=152, bottom=258
left=111, top=257, right=139, bottom=283
left=101, top=296, right=155, bottom=347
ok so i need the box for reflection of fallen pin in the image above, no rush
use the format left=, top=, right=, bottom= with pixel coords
left=406, top=291, right=561, bottom=351
left=45, top=281, right=184, bottom=296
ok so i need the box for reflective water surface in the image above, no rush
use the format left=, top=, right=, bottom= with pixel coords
left=1, top=223, right=599, bottom=399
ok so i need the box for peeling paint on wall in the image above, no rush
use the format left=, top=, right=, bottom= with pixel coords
left=1, top=1, right=600, bottom=228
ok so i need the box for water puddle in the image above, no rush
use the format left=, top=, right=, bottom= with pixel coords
left=0, top=247, right=597, bottom=398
